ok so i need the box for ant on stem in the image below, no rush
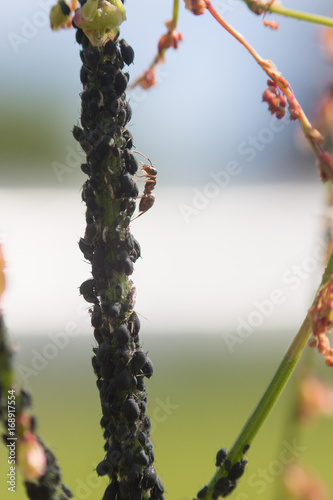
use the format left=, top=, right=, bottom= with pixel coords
left=131, top=152, right=157, bottom=220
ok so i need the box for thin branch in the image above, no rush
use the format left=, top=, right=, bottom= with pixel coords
left=242, top=0, right=333, bottom=28
left=205, top=0, right=333, bottom=182
left=198, top=248, right=333, bottom=499
left=130, top=0, right=182, bottom=89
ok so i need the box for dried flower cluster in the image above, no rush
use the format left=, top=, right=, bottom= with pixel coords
left=131, top=17, right=183, bottom=90
left=283, top=464, right=331, bottom=500
left=309, top=279, right=333, bottom=366
left=16, top=414, right=47, bottom=482
left=184, top=0, right=207, bottom=16
left=296, top=374, right=333, bottom=423
left=262, top=79, right=287, bottom=119
left=16, top=408, right=72, bottom=500
left=262, top=19, right=279, bottom=30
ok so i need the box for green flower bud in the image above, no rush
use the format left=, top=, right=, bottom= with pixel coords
left=74, top=0, right=126, bottom=46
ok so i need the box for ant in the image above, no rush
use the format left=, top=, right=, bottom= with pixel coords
left=131, top=152, right=157, bottom=220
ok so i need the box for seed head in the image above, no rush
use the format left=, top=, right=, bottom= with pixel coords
left=309, top=278, right=333, bottom=366
left=184, top=0, right=207, bottom=15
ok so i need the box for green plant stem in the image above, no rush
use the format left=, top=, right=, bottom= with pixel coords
left=242, top=0, right=333, bottom=28
left=227, top=314, right=311, bottom=461
left=202, top=315, right=312, bottom=498
left=201, top=250, right=333, bottom=499
left=148, top=0, right=180, bottom=70
left=323, top=242, right=333, bottom=280
left=171, top=0, right=180, bottom=29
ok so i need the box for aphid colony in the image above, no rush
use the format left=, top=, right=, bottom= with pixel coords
left=72, top=39, right=156, bottom=223
left=74, top=18, right=163, bottom=500
left=196, top=446, right=249, bottom=499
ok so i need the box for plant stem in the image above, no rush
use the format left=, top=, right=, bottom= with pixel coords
left=200, top=249, right=333, bottom=499
left=131, top=0, right=181, bottom=88
left=205, top=1, right=310, bottom=126
left=154, top=0, right=180, bottom=62
left=171, top=0, right=180, bottom=30
left=227, top=314, right=311, bottom=461
left=323, top=242, right=333, bottom=280
left=202, top=314, right=312, bottom=498
left=74, top=28, right=164, bottom=498
left=242, top=0, right=333, bottom=28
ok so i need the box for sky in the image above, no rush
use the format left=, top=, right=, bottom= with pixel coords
left=0, top=1, right=333, bottom=338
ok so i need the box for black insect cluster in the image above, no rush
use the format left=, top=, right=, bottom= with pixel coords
left=0, top=317, right=72, bottom=500
left=24, top=442, right=73, bottom=500
left=73, top=10, right=164, bottom=500
left=196, top=447, right=248, bottom=499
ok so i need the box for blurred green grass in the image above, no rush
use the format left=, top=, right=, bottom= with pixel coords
left=0, top=99, right=83, bottom=188
left=1, top=332, right=332, bottom=500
